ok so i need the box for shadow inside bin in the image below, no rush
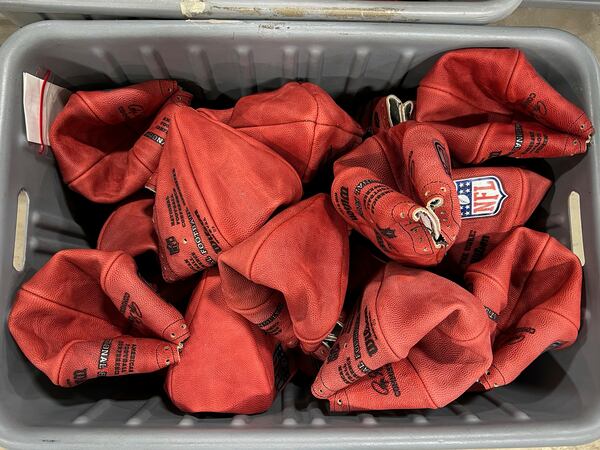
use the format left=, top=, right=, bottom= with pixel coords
left=59, top=181, right=116, bottom=248
left=5, top=325, right=169, bottom=406
left=459, top=349, right=583, bottom=418
left=460, top=268, right=586, bottom=417
left=299, top=345, right=584, bottom=420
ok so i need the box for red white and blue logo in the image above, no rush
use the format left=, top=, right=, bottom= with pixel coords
left=455, top=176, right=508, bottom=219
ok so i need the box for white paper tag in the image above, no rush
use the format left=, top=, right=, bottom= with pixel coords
left=22, top=72, right=71, bottom=146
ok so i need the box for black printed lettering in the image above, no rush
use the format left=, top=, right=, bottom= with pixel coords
left=172, top=188, right=186, bottom=227
left=338, top=364, right=351, bottom=385
left=357, top=360, right=371, bottom=374
left=194, top=211, right=222, bottom=255
left=122, top=344, right=130, bottom=374
left=171, top=169, right=186, bottom=206
left=128, top=344, right=137, bottom=373
left=166, top=195, right=175, bottom=226
left=73, top=368, right=88, bottom=385
left=186, top=208, right=208, bottom=256
left=341, top=361, right=355, bottom=384
left=189, top=252, right=207, bottom=270
left=354, top=179, right=378, bottom=196
left=114, top=340, right=124, bottom=376
left=353, top=308, right=361, bottom=360
left=97, top=338, right=112, bottom=370
left=459, top=230, right=477, bottom=267
left=368, top=365, right=400, bottom=397
left=339, top=186, right=358, bottom=221
left=470, top=235, right=490, bottom=264
left=143, top=131, right=165, bottom=146
left=363, top=185, right=389, bottom=212
left=385, top=364, right=401, bottom=397
left=377, top=226, right=396, bottom=239
left=369, top=188, right=393, bottom=213
left=374, top=229, right=389, bottom=251
left=126, top=301, right=143, bottom=327
left=346, top=357, right=360, bottom=382
left=333, top=192, right=342, bottom=213
left=118, top=104, right=143, bottom=120
left=370, top=370, right=389, bottom=395
left=363, top=307, right=379, bottom=357
left=525, top=131, right=536, bottom=153
left=354, top=196, right=364, bottom=218
left=509, top=122, right=524, bottom=155
left=258, top=303, right=284, bottom=328
left=119, top=293, right=130, bottom=315
left=264, top=325, right=282, bottom=336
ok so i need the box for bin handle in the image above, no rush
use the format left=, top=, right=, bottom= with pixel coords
left=180, top=0, right=523, bottom=24
left=569, top=191, right=585, bottom=266
left=0, top=0, right=523, bottom=25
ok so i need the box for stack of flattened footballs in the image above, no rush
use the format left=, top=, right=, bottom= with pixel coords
left=8, top=48, right=589, bottom=414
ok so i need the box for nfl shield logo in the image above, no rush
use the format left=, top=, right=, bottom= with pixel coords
left=454, top=176, right=508, bottom=219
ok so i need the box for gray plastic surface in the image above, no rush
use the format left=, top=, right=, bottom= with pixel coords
left=0, top=19, right=599, bottom=450
left=0, top=0, right=523, bottom=25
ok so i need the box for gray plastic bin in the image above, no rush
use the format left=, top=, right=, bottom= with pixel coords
left=0, top=0, right=523, bottom=26
left=0, top=19, right=599, bottom=449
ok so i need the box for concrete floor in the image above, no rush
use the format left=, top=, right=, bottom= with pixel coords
left=498, top=6, right=600, bottom=56
left=0, top=7, right=599, bottom=450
